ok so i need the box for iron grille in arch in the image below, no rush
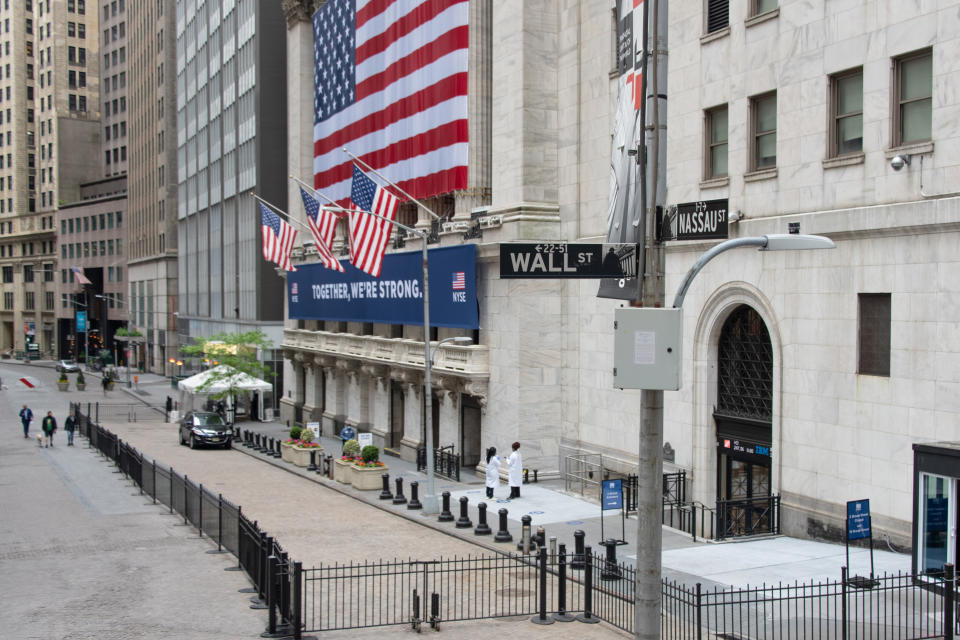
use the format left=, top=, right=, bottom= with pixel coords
left=717, top=305, right=772, bottom=420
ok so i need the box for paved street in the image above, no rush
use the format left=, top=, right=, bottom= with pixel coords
left=0, top=361, right=630, bottom=639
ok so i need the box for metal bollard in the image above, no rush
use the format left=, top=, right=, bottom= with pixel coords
left=533, top=469, right=538, bottom=483
left=474, top=502, right=492, bottom=535
left=576, top=546, right=600, bottom=624
left=494, top=508, right=512, bottom=542
left=600, top=539, right=622, bottom=581
left=518, top=515, right=533, bottom=553
left=553, top=543, right=574, bottom=622
left=530, top=546, right=554, bottom=625
left=438, top=491, right=454, bottom=522
left=307, top=450, right=318, bottom=472
left=523, top=468, right=529, bottom=484
left=392, top=477, right=407, bottom=505
left=321, top=454, right=331, bottom=477
left=455, top=496, right=472, bottom=528
left=407, top=481, right=423, bottom=510
left=571, top=529, right=586, bottom=570
left=379, top=473, right=393, bottom=500
left=273, top=439, right=282, bottom=458
left=535, top=525, right=546, bottom=549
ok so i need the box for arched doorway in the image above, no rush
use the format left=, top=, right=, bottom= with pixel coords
left=714, top=304, right=775, bottom=536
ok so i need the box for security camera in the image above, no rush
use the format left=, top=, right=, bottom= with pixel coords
left=890, top=154, right=911, bottom=171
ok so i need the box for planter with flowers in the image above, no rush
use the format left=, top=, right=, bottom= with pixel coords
left=281, top=426, right=302, bottom=463
left=351, top=445, right=388, bottom=491
left=335, top=438, right=361, bottom=483
left=291, top=429, right=323, bottom=467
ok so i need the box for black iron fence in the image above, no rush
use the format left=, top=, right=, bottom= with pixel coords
left=416, top=444, right=461, bottom=481
left=717, top=493, right=781, bottom=540
left=71, top=403, right=301, bottom=638
left=72, top=402, right=959, bottom=639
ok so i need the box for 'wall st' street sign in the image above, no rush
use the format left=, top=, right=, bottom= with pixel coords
left=500, top=243, right=638, bottom=279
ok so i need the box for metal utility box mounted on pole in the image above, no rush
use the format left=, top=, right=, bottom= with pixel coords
left=613, top=308, right=681, bottom=391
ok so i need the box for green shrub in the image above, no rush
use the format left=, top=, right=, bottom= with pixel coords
left=76, top=371, right=85, bottom=385
left=58, top=372, right=68, bottom=383
left=299, top=429, right=314, bottom=443
left=361, top=445, right=379, bottom=463
left=342, top=438, right=361, bottom=457
left=289, top=425, right=302, bottom=440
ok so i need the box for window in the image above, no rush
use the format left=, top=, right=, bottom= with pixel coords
left=1, top=265, right=11, bottom=282
left=858, top=293, right=891, bottom=377
left=751, top=92, right=777, bottom=169
left=44, top=263, right=53, bottom=282
left=23, top=264, right=33, bottom=282
left=706, top=0, right=728, bottom=34
left=67, top=21, right=74, bottom=37
left=2, top=292, right=11, bottom=310
left=45, top=291, right=54, bottom=310
left=830, top=69, right=863, bottom=157
left=895, top=50, right=932, bottom=145
left=79, top=24, right=85, bottom=38
left=705, top=105, right=728, bottom=178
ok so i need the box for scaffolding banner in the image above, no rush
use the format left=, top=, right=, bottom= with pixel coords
left=599, top=0, right=645, bottom=301
left=287, top=244, right=478, bottom=329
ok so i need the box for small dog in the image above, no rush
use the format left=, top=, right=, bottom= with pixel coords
left=36, top=434, right=43, bottom=447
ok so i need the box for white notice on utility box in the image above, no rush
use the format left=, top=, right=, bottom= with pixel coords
left=634, top=331, right=655, bottom=365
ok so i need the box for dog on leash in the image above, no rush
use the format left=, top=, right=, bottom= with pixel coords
left=36, top=434, right=43, bottom=447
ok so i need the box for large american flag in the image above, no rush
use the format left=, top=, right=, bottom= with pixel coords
left=349, top=165, right=399, bottom=277
left=299, top=187, right=345, bottom=273
left=312, top=0, right=469, bottom=204
left=260, top=203, right=298, bottom=272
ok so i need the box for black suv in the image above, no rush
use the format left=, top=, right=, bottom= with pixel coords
left=178, top=411, right=232, bottom=449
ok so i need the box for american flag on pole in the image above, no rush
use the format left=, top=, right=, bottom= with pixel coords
left=299, top=187, right=345, bottom=273
left=70, top=266, right=92, bottom=285
left=260, top=203, right=298, bottom=272
left=349, top=165, right=399, bottom=277
left=312, top=0, right=469, bottom=203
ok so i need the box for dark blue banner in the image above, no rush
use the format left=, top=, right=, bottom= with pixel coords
left=288, top=244, right=478, bottom=329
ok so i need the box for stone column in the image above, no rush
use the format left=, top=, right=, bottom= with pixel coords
left=283, top=0, right=320, bottom=220
left=302, top=357, right=323, bottom=424
left=399, top=373, right=424, bottom=462
left=435, top=389, right=460, bottom=452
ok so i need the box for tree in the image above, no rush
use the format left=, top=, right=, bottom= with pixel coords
left=179, top=329, right=275, bottom=423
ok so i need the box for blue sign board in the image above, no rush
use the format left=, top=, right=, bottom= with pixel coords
left=602, top=479, right=623, bottom=511
left=847, top=499, right=871, bottom=541
left=287, top=244, right=478, bottom=329
left=76, top=311, right=87, bottom=333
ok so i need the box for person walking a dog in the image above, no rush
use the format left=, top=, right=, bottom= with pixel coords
left=19, top=404, right=33, bottom=439
left=41, top=411, right=57, bottom=448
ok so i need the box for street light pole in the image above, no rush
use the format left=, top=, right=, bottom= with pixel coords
left=631, top=233, right=835, bottom=638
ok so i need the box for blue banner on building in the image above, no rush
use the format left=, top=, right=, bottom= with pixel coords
left=288, top=244, right=478, bottom=329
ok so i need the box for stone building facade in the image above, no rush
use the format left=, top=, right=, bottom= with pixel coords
left=279, top=0, right=960, bottom=554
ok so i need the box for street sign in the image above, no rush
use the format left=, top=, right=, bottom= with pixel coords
left=76, top=311, right=87, bottom=333
left=602, top=479, right=623, bottom=511
left=358, top=432, right=373, bottom=448
left=658, top=199, right=729, bottom=242
left=307, top=422, right=321, bottom=441
left=500, top=243, right=638, bottom=279
left=847, top=499, right=871, bottom=541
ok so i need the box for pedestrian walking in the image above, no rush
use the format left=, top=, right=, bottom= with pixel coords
left=19, top=404, right=33, bottom=438
left=507, top=441, right=522, bottom=499
left=41, top=411, right=57, bottom=448
left=102, top=374, right=110, bottom=396
left=64, top=411, right=77, bottom=446
left=484, top=447, right=500, bottom=499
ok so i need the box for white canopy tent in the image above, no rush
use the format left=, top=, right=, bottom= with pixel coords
left=177, top=365, right=273, bottom=421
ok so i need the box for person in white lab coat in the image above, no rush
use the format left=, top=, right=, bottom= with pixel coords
left=507, top=441, right=522, bottom=498
left=484, top=447, right=500, bottom=499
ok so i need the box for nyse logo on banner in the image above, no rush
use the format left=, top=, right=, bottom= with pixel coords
left=452, top=272, right=467, bottom=302
left=675, top=199, right=729, bottom=241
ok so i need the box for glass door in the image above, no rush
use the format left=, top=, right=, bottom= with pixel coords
left=919, top=474, right=956, bottom=576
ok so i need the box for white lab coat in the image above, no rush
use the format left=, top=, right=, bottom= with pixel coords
left=485, top=455, right=500, bottom=489
left=507, top=449, right=523, bottom=487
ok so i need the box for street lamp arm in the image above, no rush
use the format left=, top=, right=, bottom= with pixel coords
left=671, top=234, right=835, bottom=309
left=672, top=237, right=767, bottom=309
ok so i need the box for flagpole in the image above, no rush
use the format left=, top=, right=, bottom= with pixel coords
left=250, top=192, right=314, bottom=236
left=289, top=175, right=441, bottom=515
left=342, top=148, right=442, bottom=221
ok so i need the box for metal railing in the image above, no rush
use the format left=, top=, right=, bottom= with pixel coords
left=71, top=402, right=959, bottom=639
left=416, top=444, right=460, bottom=481
left=717, top=494, right=781, bottom=540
